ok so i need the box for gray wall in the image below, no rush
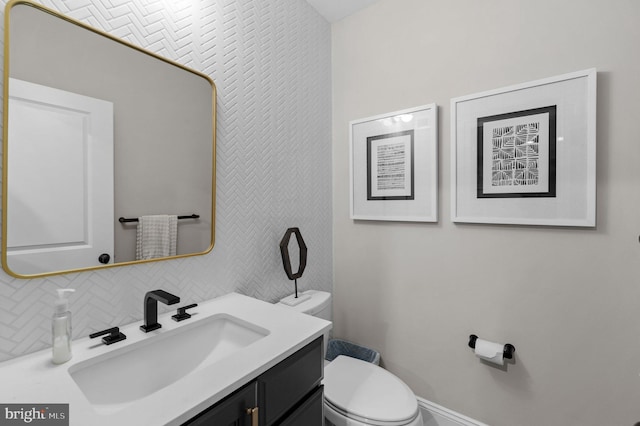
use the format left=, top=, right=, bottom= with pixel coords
left=0, top=0, right=332, bottom=361
left=332, top=1, right=640, bottom=425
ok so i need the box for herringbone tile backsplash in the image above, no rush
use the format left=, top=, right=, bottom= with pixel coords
left=0, top=0, right=332, bottom=361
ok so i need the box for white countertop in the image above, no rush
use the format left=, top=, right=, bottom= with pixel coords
left=0, top=292, right=332, bottom=425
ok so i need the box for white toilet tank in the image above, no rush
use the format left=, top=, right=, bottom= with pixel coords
left=276, top=290, right=332, bottom=358
left=276, top=290, right=332, bottom=321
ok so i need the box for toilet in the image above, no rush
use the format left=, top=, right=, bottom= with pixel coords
left=277, top=290, right=424, bottom=426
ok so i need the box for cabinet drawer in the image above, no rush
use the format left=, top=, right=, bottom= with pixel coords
left=278, top=385, right=323, bottom=426
left=181, top=381, right=257, bottom=426
left=259, top=336, right=323, bottom=425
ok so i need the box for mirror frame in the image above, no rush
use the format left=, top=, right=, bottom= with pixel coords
left=1, top=0, right=216, bottom=278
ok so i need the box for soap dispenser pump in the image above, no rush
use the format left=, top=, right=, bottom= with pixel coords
left=52, top=288, right=75, bottom=364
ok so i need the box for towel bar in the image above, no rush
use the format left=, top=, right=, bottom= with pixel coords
left=119, top=214, right=199, bottom=223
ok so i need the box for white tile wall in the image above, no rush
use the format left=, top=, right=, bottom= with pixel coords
left=0, top=0, right=332, bottom=361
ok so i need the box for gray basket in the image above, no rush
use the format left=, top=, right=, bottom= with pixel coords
left=325, top=339, right=380, bottom=365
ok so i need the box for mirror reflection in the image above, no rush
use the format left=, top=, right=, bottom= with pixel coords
left=2, top=1, right=216, bottom=278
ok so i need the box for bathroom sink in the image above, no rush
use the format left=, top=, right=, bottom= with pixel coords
left=68, top=313, right=269, bottom=413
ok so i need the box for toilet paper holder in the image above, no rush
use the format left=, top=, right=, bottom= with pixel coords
left=468, top=334, right=515, bottom=360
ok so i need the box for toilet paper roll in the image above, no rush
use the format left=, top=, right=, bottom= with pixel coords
left=474, top=338, right=504, bottom=365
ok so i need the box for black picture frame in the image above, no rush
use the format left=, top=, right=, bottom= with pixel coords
left=477, top=105, right=557, bottom=199
left=366, top=130, right=415, bottom=201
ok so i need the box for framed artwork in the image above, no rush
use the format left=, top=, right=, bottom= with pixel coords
left=477, top=105, right=556, bottom=199
left=367, top=130, right=415, bottom=201
left=350, top=104, right=438, bottom=222
left=451, top=69, right=596, bottom=226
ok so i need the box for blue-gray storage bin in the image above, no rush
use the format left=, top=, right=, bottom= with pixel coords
left=325, top=339, right=380, bottom=365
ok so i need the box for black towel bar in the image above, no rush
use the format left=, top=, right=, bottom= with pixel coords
left=118, top=214, right=199, bottom=223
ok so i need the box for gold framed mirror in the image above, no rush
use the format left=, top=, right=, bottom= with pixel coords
left=2, top=0, right=216, bottom=278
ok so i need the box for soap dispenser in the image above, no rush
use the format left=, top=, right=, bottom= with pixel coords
left=52, top=289, right=75, bottom=364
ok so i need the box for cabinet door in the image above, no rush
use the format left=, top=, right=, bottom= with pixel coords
left=278, top=386, right=323, bottom=426
left=259, top=337, right=323, bottom=425
left=182, top=382, right=258, bottom=426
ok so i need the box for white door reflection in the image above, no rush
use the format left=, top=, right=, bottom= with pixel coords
left=6, top=78, right=114, bottom=275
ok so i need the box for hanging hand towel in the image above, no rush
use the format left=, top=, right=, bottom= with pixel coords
left=135, top=215, right=178, bottom=260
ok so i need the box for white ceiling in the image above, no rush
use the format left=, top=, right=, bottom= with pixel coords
left=305, top=0, right=380, bottom=23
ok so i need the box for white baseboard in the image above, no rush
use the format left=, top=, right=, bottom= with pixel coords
left=417, top=397, right=490, bottom=426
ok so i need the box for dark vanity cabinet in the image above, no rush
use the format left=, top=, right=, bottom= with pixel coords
left=258, top=336, right=323, bottom=425
left=184, top=382, right=258, bottom=426
left=182, top=336, right=323, bottom=426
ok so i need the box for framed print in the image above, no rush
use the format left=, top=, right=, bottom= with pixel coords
left=451, top=69, right=596, bottom=226
left=367, top=130, right=414, bottom=200
left=350, top=104, right=438, bottom=222
left=477, top=105, right=556, bottom=198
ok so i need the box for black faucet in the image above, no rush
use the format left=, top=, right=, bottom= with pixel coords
left=140, top=290, right=180, bottom=332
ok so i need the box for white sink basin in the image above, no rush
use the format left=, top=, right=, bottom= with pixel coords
left=68, top=313, right=269, bottom=413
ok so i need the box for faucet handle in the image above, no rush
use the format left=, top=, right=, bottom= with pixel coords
left=172, top=303, right=198, bottom=322
left=90, top=327, right=127, bottom=345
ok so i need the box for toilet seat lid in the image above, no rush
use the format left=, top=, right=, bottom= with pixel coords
left=324, top=355, right=419, bottom=424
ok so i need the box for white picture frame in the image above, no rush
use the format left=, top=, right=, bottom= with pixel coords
left=350, top=104, right=438, bottom=222
left=451, top=69, right=597, bottom=227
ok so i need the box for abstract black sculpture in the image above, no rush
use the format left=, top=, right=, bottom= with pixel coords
left=279, top=227, right=307, bottom=298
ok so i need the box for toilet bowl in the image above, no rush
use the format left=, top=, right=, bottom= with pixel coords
left=324, top=355, right=423, bottom=426
left=276, top=290, right=424, bottom=426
